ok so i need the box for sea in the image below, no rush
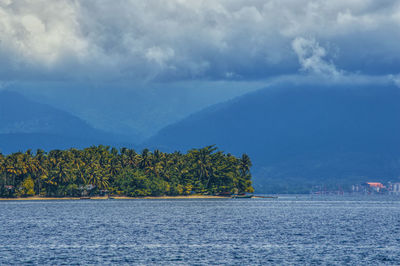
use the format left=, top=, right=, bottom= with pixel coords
left=1, top=195, right=400, bottom=265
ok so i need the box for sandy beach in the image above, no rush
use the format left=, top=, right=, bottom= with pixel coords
left=0, top=195, right=230, bottom=201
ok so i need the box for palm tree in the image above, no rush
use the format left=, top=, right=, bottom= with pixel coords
left=238, top=154, right=253, bottom=193
left=126, top=149, right=139, bottom=168
left=239, top=154, right=252, bottom=174
left=139, top=149, right=152, bottom=170
left=0, top=153, right=6, bottom=193
left=86, top=162, right=110, bottom=190
left=0, top=153, right=5, bottom=177
left=5, top=153, right=26, bottom=187
left=34, top=149, right=48, bottom=196
left=188, top=145, right=217, bottom=193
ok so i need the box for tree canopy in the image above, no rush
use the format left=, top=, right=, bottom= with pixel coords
left=0, top=145, right=254, bottom=197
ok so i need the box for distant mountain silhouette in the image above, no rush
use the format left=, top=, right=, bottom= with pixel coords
left=0, top=91, right=133, bottom=153
left=147, top=84, right=400, bottom=193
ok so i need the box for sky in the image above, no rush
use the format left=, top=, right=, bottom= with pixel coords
left=1, top=0, right=400, bottom=140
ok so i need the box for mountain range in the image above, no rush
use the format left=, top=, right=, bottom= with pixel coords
left=147, top=84, right=400, bottom=193
left=0, top=91, right=133, bottom=154
left=2, top=84, right=400, bottom=193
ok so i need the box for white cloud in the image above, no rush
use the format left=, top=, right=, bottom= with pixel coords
left=0, top=1, right=87, bottom=67
left=145, top=47, right=175, bottom=66
left=292, top=37, right=341, bottom=77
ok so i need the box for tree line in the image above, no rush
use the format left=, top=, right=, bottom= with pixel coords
left=0, top=145, right=254, bottom=197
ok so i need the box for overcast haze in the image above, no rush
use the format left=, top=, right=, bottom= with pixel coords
left=1, top=0, right=400, bottom=140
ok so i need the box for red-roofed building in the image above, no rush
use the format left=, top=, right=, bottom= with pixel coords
left=367, top=182, right=384, bottom=188
left=366, top=182, right=385, bottom=192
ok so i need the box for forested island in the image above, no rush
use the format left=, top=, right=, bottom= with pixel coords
left=0, top=145, right=254, bottom=198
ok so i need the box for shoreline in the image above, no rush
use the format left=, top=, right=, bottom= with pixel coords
left=0, top=195, right=231, bottom=201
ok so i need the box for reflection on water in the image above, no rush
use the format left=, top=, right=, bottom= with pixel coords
left=1, top=195, right=400, bottom=264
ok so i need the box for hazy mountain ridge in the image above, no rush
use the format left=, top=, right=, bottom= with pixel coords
left=147, top=84, right=400, bottom=193
left=0, top=91, right=134, bottom=153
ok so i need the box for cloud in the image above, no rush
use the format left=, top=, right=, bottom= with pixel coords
left=388, top=74, right=400, bottom=87
left=0, top=1, right=87, bottom=64
left=292, top=37, right=341, bottom=77
left=0, top=0, right=400, bottom=83
left=3, top=0, right=400, bottom=139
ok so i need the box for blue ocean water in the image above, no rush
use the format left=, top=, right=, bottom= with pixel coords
left=1, top=195, right=400, bottom=265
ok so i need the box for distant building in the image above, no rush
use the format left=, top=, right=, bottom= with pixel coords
left=352, top=181, right=400, bottom=195
left=392, top=183, right=400, bottom=194
left=352, top=184, right=362, bottom=192
left=365, top=182, right=385, bottom=192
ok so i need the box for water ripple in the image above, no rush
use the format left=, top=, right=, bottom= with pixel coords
left=0, top=196, right=400, bottom=265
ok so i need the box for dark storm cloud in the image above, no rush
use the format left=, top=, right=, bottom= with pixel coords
left=1, top=0, right=400, bottom=83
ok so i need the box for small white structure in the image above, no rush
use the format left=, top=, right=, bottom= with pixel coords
left=392, top=183, right=400, bottom=194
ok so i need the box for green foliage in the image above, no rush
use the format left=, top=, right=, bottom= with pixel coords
left=17, top=176, right=35, bottom=197
left=116, top=169, right=151, bottom=197
left=64, top=184, right=80, bottom=197
left=0, top=145, right=254, bottom=197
